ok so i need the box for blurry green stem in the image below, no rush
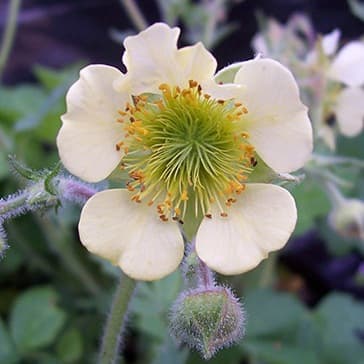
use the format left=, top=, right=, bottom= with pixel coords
left=120, top=0, right=148, bottom=31
left=36, top=215, right=102, bottom=296
left=304, top=164, right=352, bottom=188
left=323, top=180, right=345, bottom=207
left=202, top=0, right=223, bottom=49
left=0, top=0, right=21, bottom=81
left=312, top=153, right=364, bottom=169
left=259, top=253, right=277, bottom=288
left=99, top=273, right=137, bottom=364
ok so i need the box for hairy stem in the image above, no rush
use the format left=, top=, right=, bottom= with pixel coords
left=99, top=273, right=137, bottom=364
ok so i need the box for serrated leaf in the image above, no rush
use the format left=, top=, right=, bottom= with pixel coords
left=33, top=64, right=80, bottom=91
left=243, top=339, right=320, bottom=364
left=313, top=293, right=364, bottom=364
left=291, top=179, right=331, bottom=235
left=132, top=271, right=182, bottom=340
left=10, top=286, right=67, bottom=353
left=0, top=86, right=46, bottom=125
left=243, top=289, right=307, bottom=338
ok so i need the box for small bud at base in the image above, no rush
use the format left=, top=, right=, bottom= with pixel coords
left=169, top=286, right=245, bottom=360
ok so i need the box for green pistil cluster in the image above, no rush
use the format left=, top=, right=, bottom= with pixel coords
left=116, top=81, right=256, bottom=222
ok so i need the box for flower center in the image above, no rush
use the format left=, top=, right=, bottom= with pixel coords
left=116, top=81, right=256, bottom=222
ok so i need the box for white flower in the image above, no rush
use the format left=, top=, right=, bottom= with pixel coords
left=319, top=31, right=364, bottom=142
left=328, top=199, right=364, bottom=241
left=57, top=23, right=312, bottom=280
left=328, top=41, right=364, bottom=137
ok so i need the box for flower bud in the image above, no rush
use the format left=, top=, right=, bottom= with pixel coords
left=170, top=286, right=245, bottom=360
left=328, top=199, right=364, bottom=240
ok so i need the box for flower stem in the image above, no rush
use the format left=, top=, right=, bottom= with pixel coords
left=120, top=0, right=148, bottom=31
left=198, top=258, right=215, bottom=288
left=259, top=253, right=277, bottom=288
left=99, top=272, right=137, bottom=364
left=0, top=191, right=28, bottom=218
left=0, top=0, right=21, bottom=81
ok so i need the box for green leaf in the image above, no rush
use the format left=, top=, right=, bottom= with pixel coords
left=10, top=286, right=67, bottom=353
left=132, top=271, right=182, bottom=340
left=151, top=335, right=189, bottom=364
left=33, top=63, right=81, bottom=91
left=7, top=155, right=43, bottom=181
left=243, top=339, right=320, bottom=364
left=0, top=86, right=46, bottom=124
left=14, top=81, right=68, bottom=134
left=313, top=293, right=364, bottom=364
left=291, top=179, right=331, bottom=235
left=243, top=289, right=307, bottom=338
left=56, top=328, right=83, bottom=363
left=0, top=318, right=19, bottom=364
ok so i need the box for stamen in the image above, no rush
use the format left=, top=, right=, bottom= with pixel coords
left=116, top=80, right=254, bottom=220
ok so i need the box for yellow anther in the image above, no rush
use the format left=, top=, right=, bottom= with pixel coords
left=181, top=190, right=189, bottom=201
left=115, top=141, right=124, bottom=151
left=136, top=126, right=148, bottom=135
left=127, top=184, right=135, bottom=192
left=189, top=80, right=198, bottom=88
left=159, top=84, right=172, bottom=99
left=131, top=194, right=142, bottom=203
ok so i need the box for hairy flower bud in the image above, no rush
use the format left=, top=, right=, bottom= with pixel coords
left=328, top=199, right=364, bottom=240
left=170, top=286, right=245, bottom=360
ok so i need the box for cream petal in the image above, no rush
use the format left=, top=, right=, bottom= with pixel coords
left=79, top=189, right=184, bottom=281
left=322, top=29, right=340, bottom=56
left=57, top=65, right=127, bottom=182
left=176, top=42, right=217, bottom=84
left=121, top=23, right=181, bottom=94
left=215, top=62, right=245, bottom=84
left=335, top=87, right=364, bottom=137
left=195, top=183, right=297, bottom=275
left=234, top=58, right=312, bottom=173
left=328, top=41, right=364, bottom=87
left=202, top=81, right=243, bottom=100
